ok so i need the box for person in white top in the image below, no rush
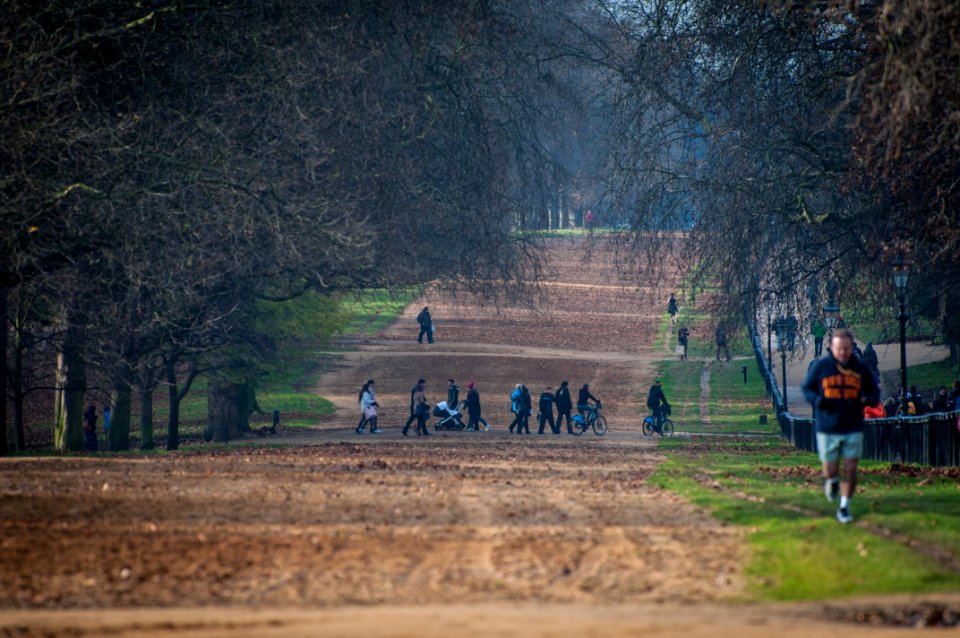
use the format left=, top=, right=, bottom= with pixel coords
left=356, top=379, right=382, bottom=434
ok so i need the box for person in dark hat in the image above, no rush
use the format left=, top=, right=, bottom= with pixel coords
left=555, top=381, right=574, bottom=433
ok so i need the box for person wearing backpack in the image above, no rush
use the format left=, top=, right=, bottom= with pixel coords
left=416, top=306, right=434, bottom=344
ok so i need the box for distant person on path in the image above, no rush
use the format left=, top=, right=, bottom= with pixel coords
left=537, top=386, right=557, bottom=435
left=862, top=342, right=880, bottom=382
left=811, top=319, right=826, bottom=357
left=584, top=209, right=596, bottom=233
left=402, top=379, right=427, bottom=436
left=509, top=384, right=532, bottom=434
left=678, top=324, right=690, bottom=360
left=801, top=329, right=880, bottom=524
left=577, top=383, right=599, bottom=419
left=416, top=306, right=434, bottom=344
left=82, top=404, right=98, bottom=452
left=464, top=382, right=489, bottom=431
left=786, top=315, right=798, bottom=351
left=667, top=294, right=679, bottom=326
left=408, top=381, right=431, bottom=436
left=355, top=379, right=374, bottom=434
left=715, top=324, right=730, bottom=362
left=555, top=381, right=574, bottom=434
left=447, top=379, right=461, bottom=409
left=356, top=380, right=381, bottom=434
left=646, top=379, right=671, bottom=436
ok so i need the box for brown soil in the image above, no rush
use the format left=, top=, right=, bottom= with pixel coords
left=2, top=237, right=954, bottom=636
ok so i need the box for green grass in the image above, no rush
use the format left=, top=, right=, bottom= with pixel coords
left=652, top=359, right=702, bottom=427
left=880, top=357, right=959, bottom=398
left=657, top=303, right=752, bottom=360
left=340, top=288, right=420, bottom=336
left=706, top=360, right=778, bottom=434
left=651, top=438, right=960, bottom=600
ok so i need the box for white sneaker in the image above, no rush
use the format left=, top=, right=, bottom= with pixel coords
left=836, top=507, right=853, bottom=524
left=484, top=424, right=490, bottom=432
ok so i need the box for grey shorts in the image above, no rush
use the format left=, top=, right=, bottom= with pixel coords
left=816, top=432, right=864, bottom=463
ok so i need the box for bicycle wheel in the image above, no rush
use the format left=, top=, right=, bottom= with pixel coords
left=569, top=419, right=585, bottom=436
left=592, top=415, right=607, bottom=436
left=662, top=418, right=675, bottom=437
left=641, top=418, right=654, bottom=437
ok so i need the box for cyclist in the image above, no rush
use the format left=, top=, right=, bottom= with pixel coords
left=577, top=383, right=600, bottom=420
left=646, top=379, right=671, bottom=436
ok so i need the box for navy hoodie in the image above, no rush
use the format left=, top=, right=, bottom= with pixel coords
left=801, top=352, right=880, bottom=434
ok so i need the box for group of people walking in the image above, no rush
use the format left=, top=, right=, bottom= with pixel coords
left=355, top=378, right=601, bottom=436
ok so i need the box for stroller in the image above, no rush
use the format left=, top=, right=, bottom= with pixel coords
left=433, top=401, right=467, bottom=431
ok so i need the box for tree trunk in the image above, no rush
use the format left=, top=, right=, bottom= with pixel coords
left=550, top=188, right=561, bottom=230
left=0, top=287, right=7, bottom=455
left=108, top=363, right=133, bottom=451
left=139, top=372, right=154, bottom=451
left=166, top=364, right=180, bottom=451
left=206, top=379, right=251, bottom=442
left=53, top=324, right=86, bottom=452
left=12, top=307, right=25, bottom=452
left=560, top=188, right=569, bottom=229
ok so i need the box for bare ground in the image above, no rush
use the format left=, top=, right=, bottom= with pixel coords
left=2, top=237, right=955, bottom=636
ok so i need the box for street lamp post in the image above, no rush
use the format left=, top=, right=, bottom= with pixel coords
left=777, top=316, right=789, bottom=409
left=892, top=255, right=911, bottom=415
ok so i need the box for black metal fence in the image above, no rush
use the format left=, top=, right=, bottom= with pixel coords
left=748, top=321, right=960, bottom=467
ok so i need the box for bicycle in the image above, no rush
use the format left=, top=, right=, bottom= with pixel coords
left=570, top=401, right=607, bottom=436
left=642, top=413, right=675, bottom=437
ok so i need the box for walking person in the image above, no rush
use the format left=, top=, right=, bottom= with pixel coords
left=667, top=294, right=679, bottom=326
left=355, top=379, right=376, bottom=434
left=447, top=379, right=461, bottom=409
left=811, top=319, right=826, bottom=358
left=537, top=386, right=557, bottom=435
left=464, top=382, right=489, bottom=431
left=715, top=324, right=730, bottom=362
left=555, top=381, right=574, bottom=434
left=862, top=342, right=880, bottom=383
left=410, top=381, right=431, bottom=436
left=678, top=324, right=690, bottom=360
left=801, top=329, right=880, bottom=524
left=402, top=379, right=427, bottom=436
left=646, top=379, right=671, bottom=436
left=82, top=404, right=98, bottom=452
left=356, top=380, right=382, bottom=434
left=416, top=306, right=434, bottom=344
left=509, top=384, right=531, bottom=434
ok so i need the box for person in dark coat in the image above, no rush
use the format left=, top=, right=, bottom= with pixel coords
left=464, top=382, right=489, bottom=431
left=416, top=307, right=434, bottom=344
left=537, top=386, right=557, bottom=435
left=801, top=329, right=880, bottom=525
left=402, top=379, right=426, bottom=435
left=555, top=381, right=574, bottom=433
left=646, top=379, right=671, bottom=436
left=678, top=325, right=690, bottom=360
left=82, top=404, right=98, bottom=452
left=932, top=386, right=952, bottom=413
left=715, top=325, right=729, bottom=361
left=447, top=379, right=461, bottom=409
left=509, top=385, right=532, bottom=434
left=862, top=342, right=880, bottom=382
left=577, top=383, right=599, bottom=418
left=667, top=294, right=679, bottom=326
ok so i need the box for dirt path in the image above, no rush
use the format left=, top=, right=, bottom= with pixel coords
left=5, top=238, right=952, bottom=636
